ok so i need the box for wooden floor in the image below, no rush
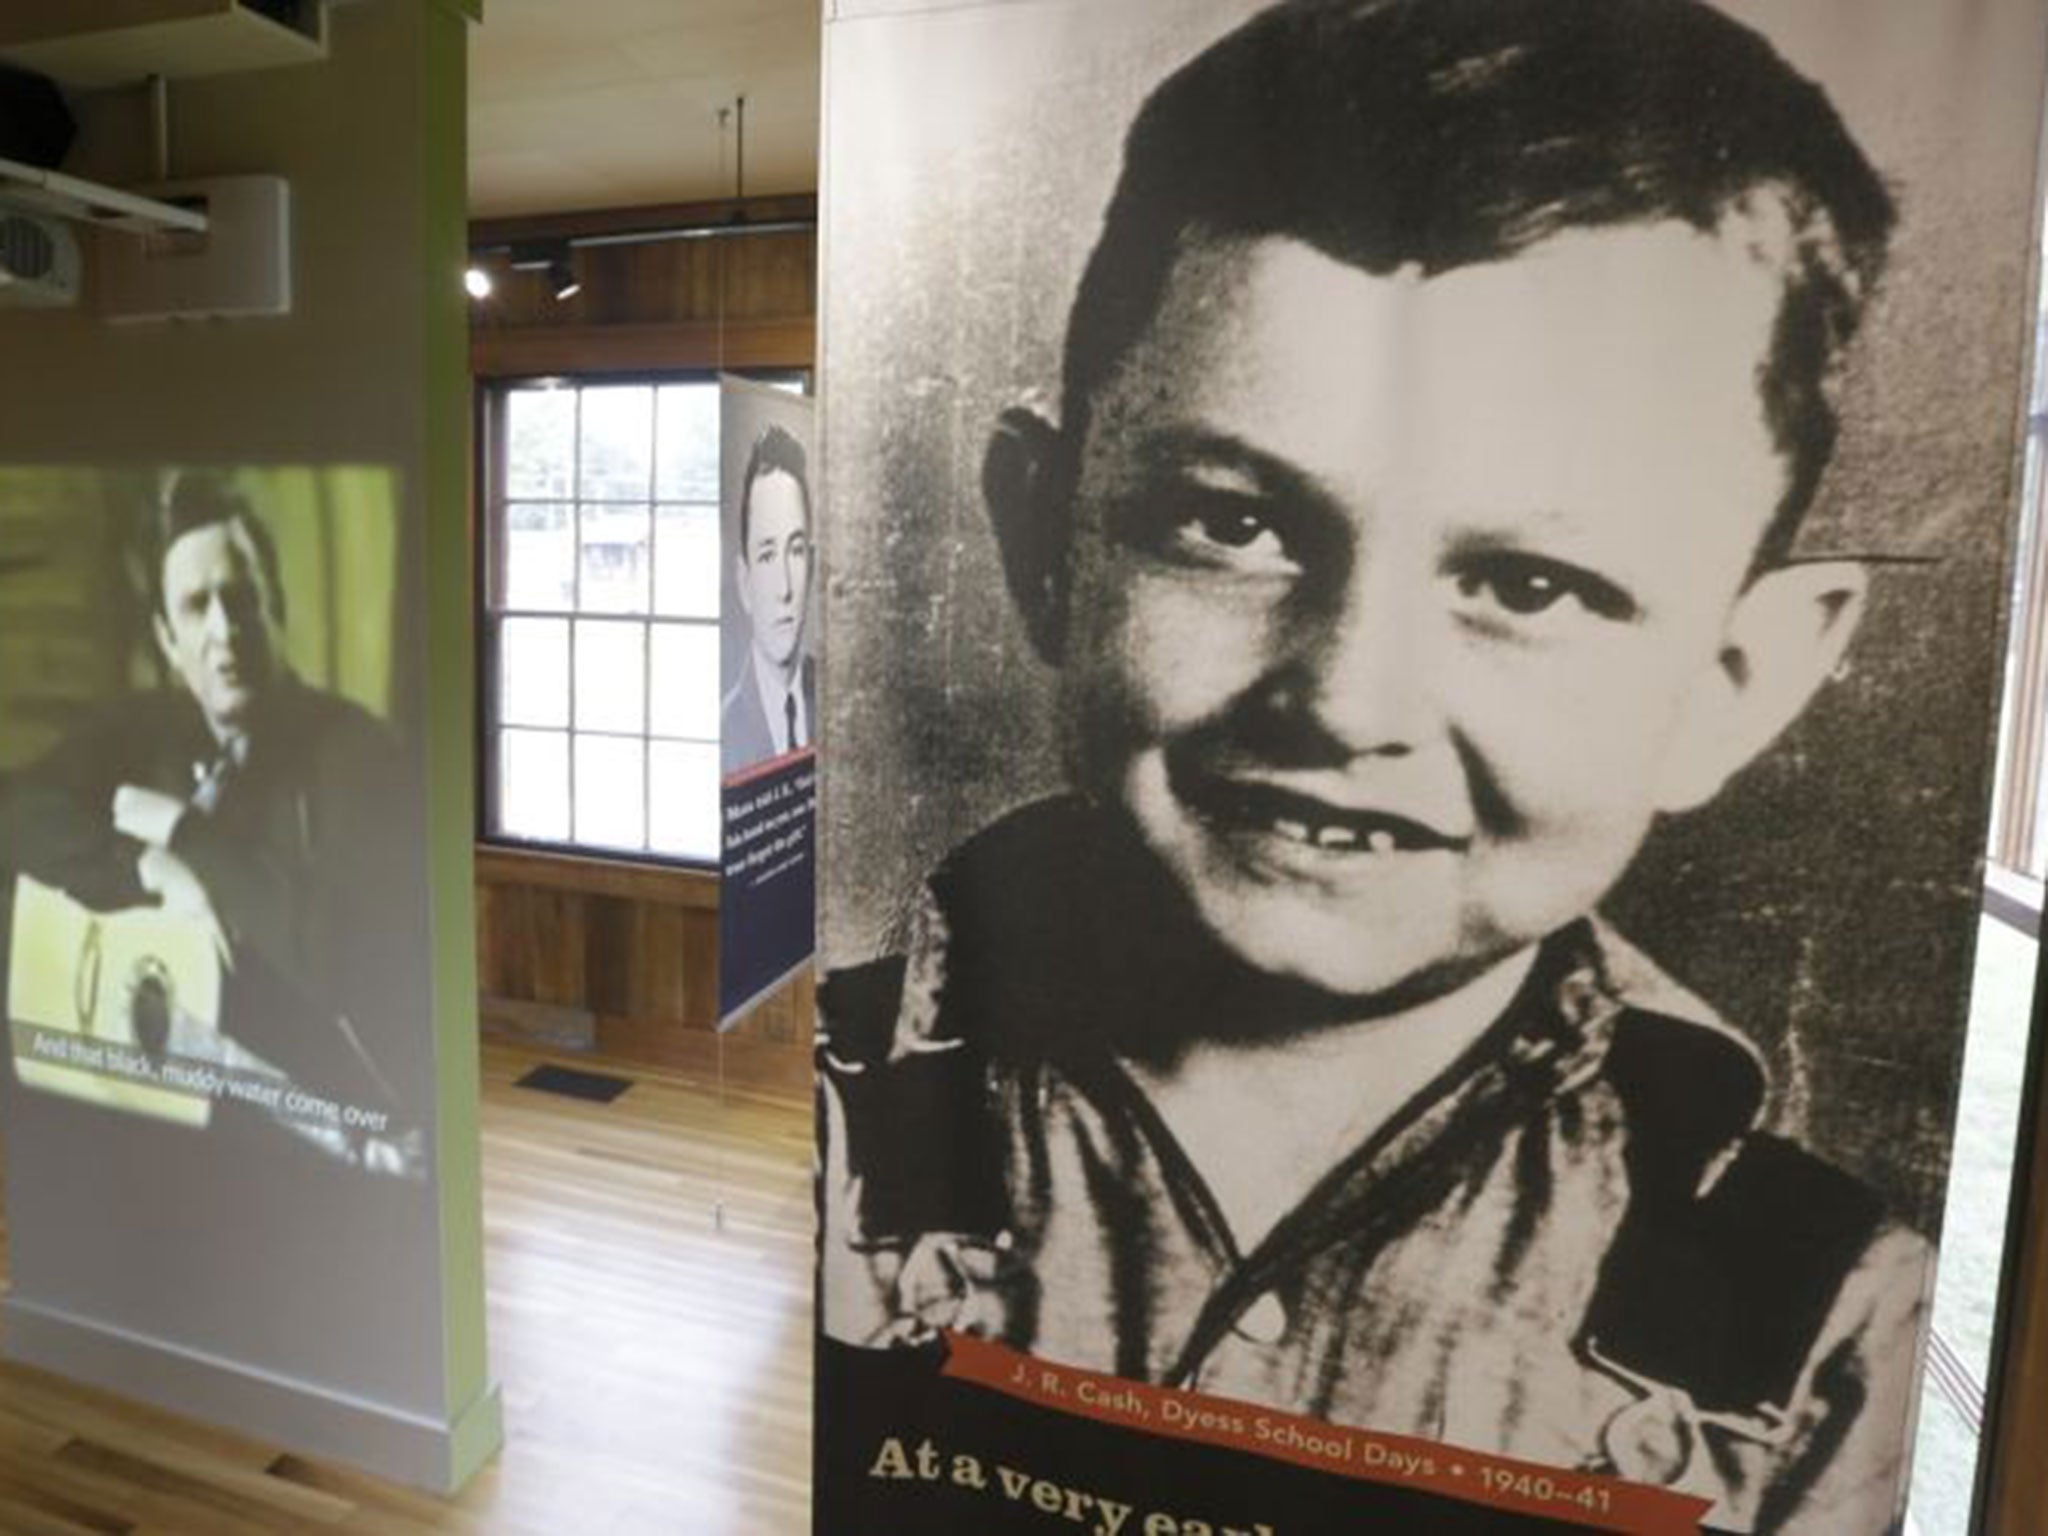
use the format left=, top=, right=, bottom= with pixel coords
left=0, top=1041, right=817, bottom=1535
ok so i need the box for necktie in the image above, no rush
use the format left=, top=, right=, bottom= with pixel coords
left=191, top=735, right=248, bottom=814
left=785, top=690, right=801, bottom=752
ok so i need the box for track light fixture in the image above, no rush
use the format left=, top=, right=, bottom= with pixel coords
left=468, top=100, right=814, bottom=291
left=504, top=240, right=581, bottom=302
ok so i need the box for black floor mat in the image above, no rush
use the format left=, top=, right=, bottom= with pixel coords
left=515, top=1063, right=635, bottom=1104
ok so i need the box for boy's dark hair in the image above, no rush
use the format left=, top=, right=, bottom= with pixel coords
left=151, top=472, right=287, bottom=625
left=738, top=423, right=812, bottom=549
left=1059, top=0, right=1896, bottom=566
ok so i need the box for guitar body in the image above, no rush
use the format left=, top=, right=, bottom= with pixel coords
left=8, top=874, right=225, bottom=1126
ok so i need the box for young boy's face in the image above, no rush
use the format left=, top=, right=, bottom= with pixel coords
left=1048, top=221, right=1854, bottom=1004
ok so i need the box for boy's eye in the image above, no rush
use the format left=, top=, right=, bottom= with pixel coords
left=1450, top=551, right=1639, bottom=625
left=1115, top=490, right=1302, bottom=576
left=1193, top=506, right=1267, bottom=548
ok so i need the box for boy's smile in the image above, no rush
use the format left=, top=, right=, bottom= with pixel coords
left=1051, top=223, right=1838, bottom=1004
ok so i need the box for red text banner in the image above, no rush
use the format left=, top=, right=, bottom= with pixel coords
left=943, top=1333, right=1712, bottom=1536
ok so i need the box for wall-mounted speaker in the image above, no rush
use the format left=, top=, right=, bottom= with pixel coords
left=0, top=65, right=75, bottom=171
left=0, top=205, right=81, bottom=308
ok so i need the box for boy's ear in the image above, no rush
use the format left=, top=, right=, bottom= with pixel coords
left=983, top=406, right=1071, bottom=665
left=1655, top=559, right=1868, bottom=814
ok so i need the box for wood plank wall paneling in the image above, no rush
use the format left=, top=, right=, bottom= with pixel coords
left=476, top=231, right=816, bottom=331
left=475, top=879, right=588, bottom=1007
left=469, top=197, right=820, bottom=1094
left=475, top=850, right=813, bottom=1090
left=471, top=318, right=814, bottom=380
left=470, top=195, right=817, bottom=379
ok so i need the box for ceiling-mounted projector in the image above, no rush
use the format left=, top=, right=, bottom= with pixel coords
left=0, top=202, right=79, bottom=308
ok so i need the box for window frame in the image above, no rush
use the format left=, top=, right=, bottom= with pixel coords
left=1989, top=400, right=2048, bottom=880
left=474, top=367, right=808, bottom=870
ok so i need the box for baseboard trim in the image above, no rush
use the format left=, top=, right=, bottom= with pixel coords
left=2, top=1295, right=502, bottom=1493
left=481, top=992, right=597, bottom=1052
left=593, top=1016, right=814, bottom=1097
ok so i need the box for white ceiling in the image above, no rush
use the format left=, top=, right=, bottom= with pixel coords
left=467, top=0, right=821, bottom=219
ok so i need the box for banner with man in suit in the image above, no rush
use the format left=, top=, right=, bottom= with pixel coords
left=719, top=378, right=819, bottom=1027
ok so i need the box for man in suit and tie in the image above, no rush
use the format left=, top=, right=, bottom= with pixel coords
left=722, top=422, right=817, bottom=775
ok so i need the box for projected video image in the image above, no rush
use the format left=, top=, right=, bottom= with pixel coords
left=0, top=466, right=423, bottom=1176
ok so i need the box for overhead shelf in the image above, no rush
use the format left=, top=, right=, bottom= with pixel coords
left=0, top=2, right=326, bottom=92
left=0, top=155, right=208, bottom=237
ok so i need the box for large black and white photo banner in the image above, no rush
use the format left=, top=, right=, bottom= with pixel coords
left=816, top=0, right=2048, bottom=1532
left=719, top=377, right=819, bottom=1027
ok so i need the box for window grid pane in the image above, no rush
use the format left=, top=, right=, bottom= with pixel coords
left=655, top=503, right=721, bottom=618
left=499, top=616, right=570, bottom=729
left=504, top=389, right=576, bottom=500
left=504, top=502, right=575, bottom=611
left=498, top=727, right=570, bottom=843
left=574, top=618, right=647, bottom=734
left=649, top=621, right=721, bottom=743
left=574, top=732, right=646, bottom=851
left=656, top=383, right=720, bottom=501
left=649, top=739, right=720, bottom=861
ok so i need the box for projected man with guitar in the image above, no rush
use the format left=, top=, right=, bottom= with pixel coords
left=1, top=473, right=419, bottom=1174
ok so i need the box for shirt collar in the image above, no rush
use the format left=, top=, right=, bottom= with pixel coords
left=897, top=797, right=1772, bottom=1158
left=749, top=647, right=807, bottom=751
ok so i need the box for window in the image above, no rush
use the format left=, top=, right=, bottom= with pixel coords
left=1910, top=267, right=2047, bottom=1536
left=1987, top=317, right=2048, bottom=881
left=479, top=375, right=798, bottom=865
